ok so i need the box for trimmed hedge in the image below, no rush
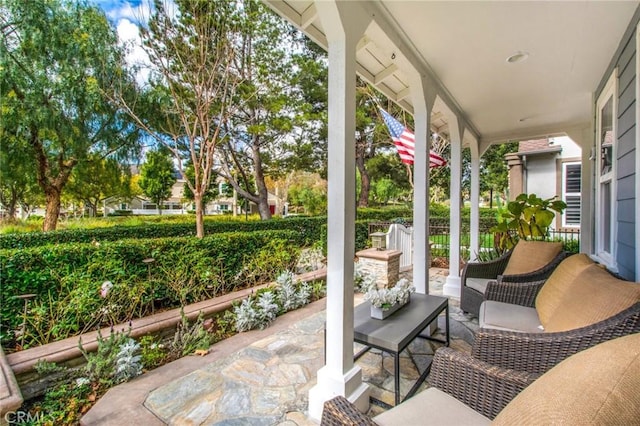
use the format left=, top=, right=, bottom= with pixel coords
left=0, top=230, right=302, bottom=348
left=0, top=216, right=326, bottom=250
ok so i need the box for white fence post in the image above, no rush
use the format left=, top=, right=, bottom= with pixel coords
left=386, top=224, right=413, bottom=269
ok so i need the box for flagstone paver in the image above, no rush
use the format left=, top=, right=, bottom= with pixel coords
left=141, top=268, right=477, bottom=425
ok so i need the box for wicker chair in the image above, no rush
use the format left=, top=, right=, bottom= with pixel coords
left=473, top=273, right=640, bottom=374
left=460, top=249, right=569, bottom=317
left=321, top=334, right=640, bottom=425
left=321, top=347, right=538, bottom=425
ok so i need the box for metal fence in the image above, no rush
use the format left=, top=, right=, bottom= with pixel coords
left=369, top=220, right=581, bottom=260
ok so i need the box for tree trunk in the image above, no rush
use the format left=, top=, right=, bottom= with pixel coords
left=356, top=156, right=370, bottom=207
left=252, top=140, right=272, bottom=220
left=194, top=193, right=205, bottom=238
left=43, top=188, right=62, bottom=231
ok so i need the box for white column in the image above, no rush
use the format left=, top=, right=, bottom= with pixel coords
left=308, top=1, right=371, bottom=421
left=469, top=137, right=480, bottom=261
left=444, top=116, right=463, bottom=296
left=410, top=78, right=436, bottom=294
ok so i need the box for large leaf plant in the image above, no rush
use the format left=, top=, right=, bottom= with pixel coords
left=492, top=193, right=567, bottom=251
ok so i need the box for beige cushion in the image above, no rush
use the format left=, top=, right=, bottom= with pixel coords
left=374, top=387, right=491, bottom=426
left=535, top=253, right=594, bottom=325
left=502, top=240, right=563, bottom=275
left=493, top=333, right=640, bottom=425
left=466, top=277, right=490, bottom=294
left=542, top=264, right=640, bottom=332
left=479, top=301, right=543, bottom=332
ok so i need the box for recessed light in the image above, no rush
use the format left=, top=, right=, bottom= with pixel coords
left=506, top=51, right=529, bottom=64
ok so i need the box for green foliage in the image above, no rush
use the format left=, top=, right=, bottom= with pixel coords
left=0, top=0, right=141, bottom=230
left=138, top=148, right=177, bottom=212
left=0, top=216, right=326, bottom=249
left=34, top=359, right=65, bottom=376
left=79, top=329, right=137, bottom=387
left=491, top=193, right=568, bottom=250
left=1, top=230, right=301, bottom=348
left=139, top=335, right=167, bottom=369
left=233, top=270, right=312, bottom=332
left=166, top=310, right=211, bottom=359
left=29, top=380, right=93, bottom=425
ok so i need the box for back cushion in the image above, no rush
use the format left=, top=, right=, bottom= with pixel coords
left=542, top=264, right=640, bottom=332
left=492, top=333, right=640, bottom=425
left=502, top=240, right=563, bottom=275
left=535, top=253, right=593, bottom=325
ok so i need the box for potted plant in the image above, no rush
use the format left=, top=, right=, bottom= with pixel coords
left=491, top=193, right=567, bottom=251
left=364, top=278, right=415, bottom=320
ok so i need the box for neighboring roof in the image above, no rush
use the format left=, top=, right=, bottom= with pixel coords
left=516, top=138, right=563, bottom=157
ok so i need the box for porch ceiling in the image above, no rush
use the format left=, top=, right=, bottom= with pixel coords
left=264, top=0, right=638, bottom=146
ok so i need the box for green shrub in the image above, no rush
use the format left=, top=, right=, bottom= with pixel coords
left=1, top=230, right=302, bottom=348
left=0, top=216, right=326, bottom=249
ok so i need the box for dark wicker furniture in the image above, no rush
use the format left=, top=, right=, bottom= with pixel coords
left=320, top=347, right=539, bottom=425
left=460, top=250, right=570, bottom=317
left=473, top=272, right=640, bottom=374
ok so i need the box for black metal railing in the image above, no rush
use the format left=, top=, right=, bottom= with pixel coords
left=369, top=220, right=581, bottom=260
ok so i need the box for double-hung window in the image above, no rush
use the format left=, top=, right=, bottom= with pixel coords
left=595, top=71, right=617, bottom=267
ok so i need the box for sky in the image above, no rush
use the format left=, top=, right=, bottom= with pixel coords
left=90, top=0, right=155, bottom=84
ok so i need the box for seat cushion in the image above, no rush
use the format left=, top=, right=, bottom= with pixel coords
left=535, top=253, right=594, bottom=325
left=542, top=264, right=640, bottom=332
left=479, top=301, right=543, bottom=332
left=465, top=277, right=490, bottom=294
left=492, top=333, right=640, bottom=425
left=374, top=387, right=491, bottom=426
left=502, top=240, right=563, bottom=275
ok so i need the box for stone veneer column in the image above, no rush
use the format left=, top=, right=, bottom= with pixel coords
left=355, top=248, right=402, bottom=288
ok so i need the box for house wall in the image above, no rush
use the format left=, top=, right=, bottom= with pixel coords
left=595, top=7, right=639, bottom=280
left=525, top=152, right=559, bottom=201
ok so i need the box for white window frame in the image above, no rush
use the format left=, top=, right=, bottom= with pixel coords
left=562, top=161, right=581, bottom=228
left=594, top=70, right=618, bottom=269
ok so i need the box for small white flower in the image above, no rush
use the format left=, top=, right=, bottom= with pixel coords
left=75, top=377, right=91, bottom=387
left=100, top=281, right=113, bottom=298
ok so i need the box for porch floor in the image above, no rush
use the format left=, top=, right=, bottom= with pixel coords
left=81, top=268, right=478, bottom=425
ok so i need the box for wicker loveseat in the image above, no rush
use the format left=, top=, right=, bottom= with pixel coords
left=474, top=253, right=640, bottom=374
left=460, top=240, right=568, bottom=317
left=321, top=333, right=640, bottom=425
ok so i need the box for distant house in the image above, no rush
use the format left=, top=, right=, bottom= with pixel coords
left=505, top=136, right=582, bottom=229
left=104, top=176, right=282, bottom=217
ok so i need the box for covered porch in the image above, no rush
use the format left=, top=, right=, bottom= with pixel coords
left=262, top=0, right=640, bottom=421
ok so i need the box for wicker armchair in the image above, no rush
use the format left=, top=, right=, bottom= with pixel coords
left=320, top=347, right=538, bottom=425
left=321, top=334, right=640, bottom=425
left=473, top=273, right=640, bottom=374
left=460, top=249, right=569, bottom=317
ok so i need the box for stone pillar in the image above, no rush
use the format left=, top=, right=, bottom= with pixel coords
left=505, top=153, right=524, bottom=201
left=355, top=248, right=402, bottom=288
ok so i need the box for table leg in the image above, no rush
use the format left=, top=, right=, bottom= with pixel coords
left=394, top=351, right=401, bottom=406
left=445, top=303, right=450, bottom=346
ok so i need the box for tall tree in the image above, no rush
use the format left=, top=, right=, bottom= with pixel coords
left=138, top=148, right=176, bottom=215
left=65, top=156, right=133, bottom=217
left=114, top=0, right=241, bottom=237
left=0, top=132, right=39, bottom=220
left=481, top=142, right=518, bottom=206
left=0, top=0, right=141, bottom=230
left=217, top=0, right=318, bottom=220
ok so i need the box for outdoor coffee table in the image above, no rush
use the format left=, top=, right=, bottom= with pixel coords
left=353, top=293, right=449, bottom=407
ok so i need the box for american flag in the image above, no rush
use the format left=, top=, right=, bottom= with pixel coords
left=380, top=108, right=447, bottom=168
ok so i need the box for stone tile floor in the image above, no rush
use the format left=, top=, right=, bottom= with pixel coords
left=142, top=269, right=478, bottom=425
